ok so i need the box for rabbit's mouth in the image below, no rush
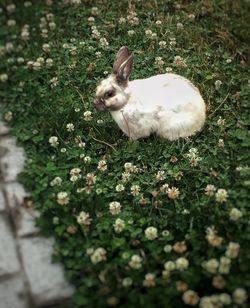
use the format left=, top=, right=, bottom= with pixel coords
left=94, top=98, right=107, bottom=112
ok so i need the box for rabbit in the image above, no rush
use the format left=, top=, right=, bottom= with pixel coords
left=94, top=46, right=206, bottom=141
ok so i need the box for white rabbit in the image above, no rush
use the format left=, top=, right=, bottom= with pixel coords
left=94, top=46, right=206, bottom=140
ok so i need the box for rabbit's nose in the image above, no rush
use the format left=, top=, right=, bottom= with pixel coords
left=94, top=98, right=106, bottom=111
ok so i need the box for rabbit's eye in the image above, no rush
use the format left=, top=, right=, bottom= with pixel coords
left=105, top=90, right=115, bottom=98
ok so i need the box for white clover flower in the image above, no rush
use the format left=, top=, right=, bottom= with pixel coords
left=57, top=191, right=69, bottom=205
left=177, top=22, right=184, bottom=29
left=122, top=277, right=132, bottom=287
left=0, top=73, right=8, bottom=82
left=124, top=162, right=133, bottom=171
left=131, top=184, right=140, bottom=196
left=5, top=42, right=14, bottom=52
left=218, top=256, right=231, bottom=274
left=160, top=184, right=169, bottom=193
left=203, top=259, right=219, bottom=273
left=78, top=141, right=86, bottom=149
left=97, top=160, right=107, bottom=171
left=90, top=247, right=107, bottom=264
left=129, top=254, right=142, bottom=269
left=70, top=175, right=78, bottom=182
left=229, top=208, right=243, bottom=221
left=7, top=19, right=16, bottom=26
left=41, top=29, right=48, bottom=38
left=233, top=288, right=248, bottom=305
left=0, top=46, right=6, bottom=56
left=49, top=136, right=59, bottom=147
left=156, top=170, right=166, bottom=181
left=176, top=257, right=189, bottom=270
left=164, top=261, right=176, bottom=271
left=167, top=187, right=180, bottom=199
left=188, top=14, right=195, bottom=21
left=165, top=67, right=173, bottom=72
left=163, top=244, right=172, bottom=253
left=86, top=173, right=96, bottom=185
left=77, top=211, right=92, bottom=226
left=60, top=148, right=66, bottom=153
left=17, top=57, right=25, bottom=64
left=145, top=226, right=158, bottom=240
left=155, top=56, right=165, bottom=67
left=100, top=37, right=109, bottom=49
left=173, top=55, right=187, bottom=68
left=42, top=43, right=50, bottom=52
left=225, top=242, right=240, bottom=258
left=32, top=61, right=42, bottom=71
left=113, top=218, right=125, bottom=233
left=159, top=40, right=167, bottom=49
left=66, top=123, right=74, bottom=132
left=50, top=77, right=58, bottom=87
left=70, top=168, right=81, bottom=176
left=21, top=29, right=30, bottom=40
left=83, top=110, right=92, bottom=121
left=199, top=297, right=213, bottom=308
left=91, top=7, right=99, bottom=15
left=182, top=290, right=200, bottom=306
left=49, top=21, right=56, bottom=30
left=122, top=172, right=131, bottom=182
left=143, top=273, right=156, bottom=287
left=46, top=58, right=53, bottom=67
left=127, top=30, right=135, bottom=36
left=116, top=184, right=125, bottom=192
left=219, top=293, right=231, bottom=305
left=6, top=4, right=16, bottom=13
left=52, top=216, right=59, bottom=225
left=215, top=189, right=228, bottom=203
left=215, top=80, right=222, bottom=90
left=156, top=20, right=162, bottom=25
left=95, top=51, right=101, bottom=58
left=50, top=176, right=62, bottom=186
left=46, top=13, right=54, bottom=21
left=185, top=148, right=202, bottom=166
left=145, top=29, right=153, bottom=38
left=84, top=156, right=91, bottom=163
left=4, top=111, right=12, bottom=121
left=205, top=184, right=216, bottom=196
left=118, top=17, right=126, bottom=24
left=88, top=16, right=95, bottom=23
left=109, top=201, right=122, bottom=215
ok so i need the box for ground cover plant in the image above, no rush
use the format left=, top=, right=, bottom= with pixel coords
left=1, top=0, right=250, bottom=307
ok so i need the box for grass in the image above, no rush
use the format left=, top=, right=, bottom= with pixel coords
left=0, top=0, right=250, bottom=307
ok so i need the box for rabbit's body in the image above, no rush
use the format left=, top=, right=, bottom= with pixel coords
left=111, top=73, right=205, bottom=140
left=94, top=47, right=206, bottom=140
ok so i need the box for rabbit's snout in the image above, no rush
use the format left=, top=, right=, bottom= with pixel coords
left=94, top=97, right=107, bottom=112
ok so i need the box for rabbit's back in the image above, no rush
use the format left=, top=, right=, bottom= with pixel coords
left=110, top=73, right=206, bottom=140
left=129, top=73, right=204, bottom=111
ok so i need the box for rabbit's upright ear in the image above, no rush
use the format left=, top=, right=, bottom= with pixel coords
left=113, top=46, right=133, bottom=85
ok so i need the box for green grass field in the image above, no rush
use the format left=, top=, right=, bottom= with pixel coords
left=1, top=0, right=250, bottom=307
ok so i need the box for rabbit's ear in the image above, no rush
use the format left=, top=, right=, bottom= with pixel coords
left=113, top=46, right=131, bottom=73
left=117, top=54, right=133, bottom=84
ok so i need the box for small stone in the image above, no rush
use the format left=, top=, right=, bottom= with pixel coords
left=0, top=276, right=28, bottom=308
left=4, top=183, right=39, bottom=237
left=0, top=137, right=25, bottom=182
left=19, top=237, right=74, bottom=306
left=0, top=215, right=20, bottom=276
left=0, top=120, right=10, bottom=135
left=0, top=190, right=5, bottom=211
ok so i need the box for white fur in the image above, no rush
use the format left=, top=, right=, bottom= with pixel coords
left=108, top=73, right=206, bottom=140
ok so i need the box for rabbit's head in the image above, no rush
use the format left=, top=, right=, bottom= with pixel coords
left=94, top=46, right=133, bottom=112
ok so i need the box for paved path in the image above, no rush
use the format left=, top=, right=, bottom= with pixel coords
left=0, top=120, right=74, bottom=308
